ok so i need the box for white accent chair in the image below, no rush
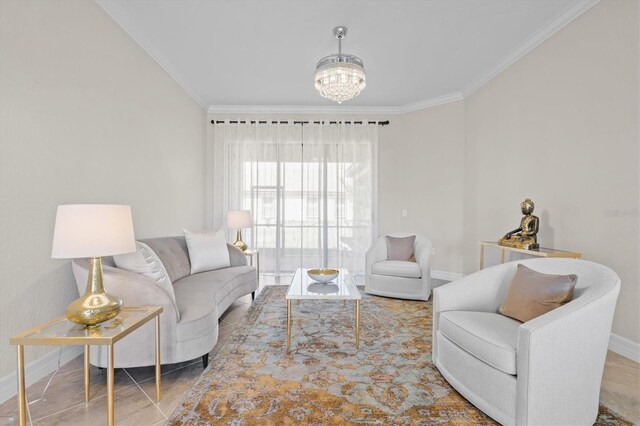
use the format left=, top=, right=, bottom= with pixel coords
left=365, top=233, right=432, bottom=301
left=432, top=258, right=620, bottom=426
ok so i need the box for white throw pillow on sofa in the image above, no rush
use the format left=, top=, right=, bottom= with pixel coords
left=113, top=242, right=179, bottom=318
left=183, top=227, right=230, bottom=274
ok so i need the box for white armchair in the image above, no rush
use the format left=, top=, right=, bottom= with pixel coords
left=365, top=233, right=431, bottom=301
left=432, top=258, right=620, bottom=425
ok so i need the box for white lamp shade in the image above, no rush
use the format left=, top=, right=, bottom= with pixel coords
left=227, top=210, right=252, bottom=229
left=51, top=204, right=136, bottom=258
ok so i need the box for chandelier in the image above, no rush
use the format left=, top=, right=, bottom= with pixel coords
left=314, top=26, right=366, bottom=104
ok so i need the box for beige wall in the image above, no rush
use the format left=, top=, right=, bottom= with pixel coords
left=0, top=0, right=207, bottom=378
left=378, top=102, right=465, bottom=274
left=209, top=104, right=465, bottom=274
left=463, top=0, right=639, bottom=342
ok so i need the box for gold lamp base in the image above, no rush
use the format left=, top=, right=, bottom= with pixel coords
left=66, top=257, right=122, bottom=327
left=233, top=229, right=248, bottom=252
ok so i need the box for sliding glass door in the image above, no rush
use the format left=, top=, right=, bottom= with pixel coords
left=219, top=122, right=378, bottom=283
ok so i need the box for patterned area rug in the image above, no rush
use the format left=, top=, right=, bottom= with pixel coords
left=169, top=286, right=631, bottom=425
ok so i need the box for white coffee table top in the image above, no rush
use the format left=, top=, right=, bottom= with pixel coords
left=286, top=268, right=361, bottom=300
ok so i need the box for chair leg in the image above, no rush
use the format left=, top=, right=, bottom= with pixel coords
left=251, top=291, right=255, bottom=300
left=202, top=354, right=209, bottom=369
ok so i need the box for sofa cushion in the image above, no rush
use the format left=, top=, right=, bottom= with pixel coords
left=371, top=260, right=422, bottom=279
left=183, top=228, right=231, bottom=274
left=113, top=241, right=179, bottom=320
left=141, top=236, right=191, bottom=282
left=173, top=266, right=255, bottom=322
left=439, top=311, right=520, bottom=375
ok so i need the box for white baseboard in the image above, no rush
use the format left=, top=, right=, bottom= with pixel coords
left=431, top=270, right=465, bottom=282
left=0, top=346, right=83, bottom=405
left=609, top=333, right=640, bottom=363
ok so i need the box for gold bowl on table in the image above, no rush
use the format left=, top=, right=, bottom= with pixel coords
left=307, top=268, right=339, bottom=283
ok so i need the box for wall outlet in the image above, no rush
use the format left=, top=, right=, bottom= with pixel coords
left=402, top=209, right=407, bottom=217
left=431, top=248, right=436, bottom=256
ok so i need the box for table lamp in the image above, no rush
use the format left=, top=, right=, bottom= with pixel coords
left=52, top=205, right=136, bottom=327
left=227, top=210, right=252, bottom=252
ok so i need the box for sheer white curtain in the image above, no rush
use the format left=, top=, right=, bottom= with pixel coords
left=215, top=121, right=378, bottom=282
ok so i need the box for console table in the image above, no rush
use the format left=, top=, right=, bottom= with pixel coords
left=10, top=306, right=162, bottom=426
left=479, top=241, right=581, bottom=269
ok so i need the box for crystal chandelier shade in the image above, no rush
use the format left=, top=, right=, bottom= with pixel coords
left=314, top=27, right=366, bottom=104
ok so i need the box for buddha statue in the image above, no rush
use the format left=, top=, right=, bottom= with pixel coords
left=498, top=198, right=540, bottom=250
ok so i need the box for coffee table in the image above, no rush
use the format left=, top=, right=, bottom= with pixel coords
left=286, top=268, right=361, bottom=350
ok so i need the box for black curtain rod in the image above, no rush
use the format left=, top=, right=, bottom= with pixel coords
left=211, top=120, right=389, bottom=126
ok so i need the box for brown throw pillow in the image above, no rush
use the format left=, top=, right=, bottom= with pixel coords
left=386, top=235, right=416, bottom=261
left=499, top=264, right=577, bottom=323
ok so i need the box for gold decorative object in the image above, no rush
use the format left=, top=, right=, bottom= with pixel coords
left=498, top=198, right=540, bottom=250
left=233, top=229, right=248, bottom=252
left=66, top=257, right=123, bottom=326
left=51, top=204, right=136, bottom=327
left=307, top=268, right=340, bottom=283
left=227, top=210, right=252, bottom=252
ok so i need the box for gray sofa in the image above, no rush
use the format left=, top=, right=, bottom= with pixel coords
left=71, top=236, right=257, bottom=369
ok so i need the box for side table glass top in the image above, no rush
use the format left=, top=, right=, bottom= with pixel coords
left=10, top=306, right=162, bottom=346
left=286, top=269, right=361, bottom=300
left=479, top=241, right=581, bottom=257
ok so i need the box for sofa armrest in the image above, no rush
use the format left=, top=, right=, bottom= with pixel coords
left=227, top=244, right=248, bottom=266
left=515, top=280, right=620, bottom=425
left=433, top=265, right=512, bottom=315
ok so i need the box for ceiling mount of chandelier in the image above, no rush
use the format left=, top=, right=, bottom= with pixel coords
left=314, top=26, right=366, bottom=104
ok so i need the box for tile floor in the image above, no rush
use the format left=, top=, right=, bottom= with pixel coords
left=1, top=280, right=638, bottom=425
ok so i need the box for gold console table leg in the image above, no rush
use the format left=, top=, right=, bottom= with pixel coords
left=479, top=244, right=485, bottom=270
left=17, top=345, right=26, bottom=426
left=155, top=315, right=161, bottom=401
left=355, top=300, right=360, bottom=349
left=107, top=344, right=114, bottom=426
left=84, top=345, right=90, bottom=402
left=286, top=300, right=292, bottom=351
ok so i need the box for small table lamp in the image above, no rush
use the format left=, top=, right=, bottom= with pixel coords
left=52, top=205, right=136, bottom=327
left=227, top=210, right=252, bottom=252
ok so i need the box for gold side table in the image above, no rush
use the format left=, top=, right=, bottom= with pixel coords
left=479, top=241, right=582, bottom=269
left=244, top=249, right=260, bottom=299
left=10, top=306, right=163, bottom=426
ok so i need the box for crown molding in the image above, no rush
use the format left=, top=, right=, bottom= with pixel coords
left=396, top=92, right=464, bottom=114
left=461, top=0, right=599, bottom=97
left=207, top=92, right=464, bottom=115
left=96, top=0, right=208, bottom=109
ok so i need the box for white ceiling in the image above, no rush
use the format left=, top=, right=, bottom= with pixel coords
left=97, top=0, right=596, bottom=111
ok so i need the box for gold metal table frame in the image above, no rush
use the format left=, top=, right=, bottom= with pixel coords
left=479, top=241, right=582, bottom=269
left=286, top=269, right=361, bottom=351
left=10, top=306, right=163, bottom=426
